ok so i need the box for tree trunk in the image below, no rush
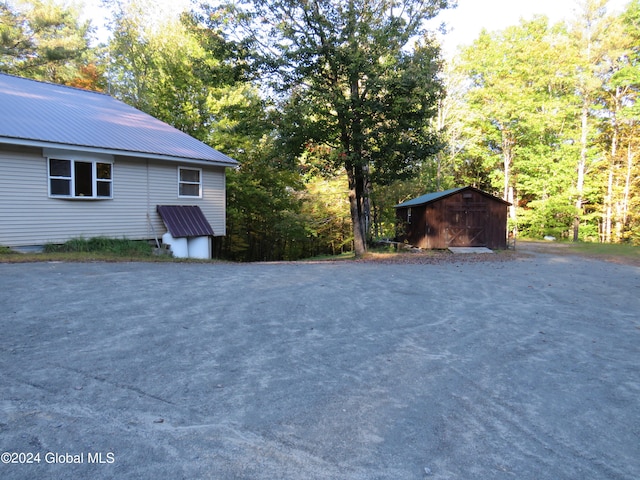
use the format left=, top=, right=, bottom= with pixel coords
left=507, top=186, right=516, bottom=225
left=501, top=129, right=517, bottom=223
left=605, top=97, right=619, bottom=243
left=502, top=131, right=512, bottom=201
left=605, top=170, right=613, bottom=243
left=622, top=141, right=634, bottom=231
left=347, top=166, right=367, bottom=257
left=574, top=102, right=588, bottom=242
left=344, top=73, right=369, bottom=257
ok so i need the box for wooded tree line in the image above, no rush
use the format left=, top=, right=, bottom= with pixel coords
left=448, top=0, right=640, bottom=244
left=2, top=0, right=638, bottom=260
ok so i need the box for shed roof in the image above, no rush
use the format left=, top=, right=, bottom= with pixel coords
left=394, top=186, right=511, bottom=208
left=157, top=205, right=215, bottom=238
left=0, top=73, right=238, bottom=167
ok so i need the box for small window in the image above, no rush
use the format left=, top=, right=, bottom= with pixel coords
left=407, top=207, right=412, bottom=224
left=179, top=167, right=202, bottom=197
left=48, top=158, right=112, bottom=199
left=49, top=159, right=71, bottom=195
left=96, top=162, right=112, bottom=197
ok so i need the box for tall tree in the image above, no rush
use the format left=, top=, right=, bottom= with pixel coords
left=457, top=17, right=575, bottom=232
left=0, top=0, right=93, bottom=83
left=606, top=0, right=640, bottom=242
left=448, top=1, right=639, bottom=243
left=104, top=0, right=254, bottom=138
left=567, top=0, right=620, bottom=241
left=204, top=0, right=451, bottom=256
left=433, top=59, right=473, bottom=191
left=103, top=0, right=312, bottom=261
left=103, top=0, right=165, bottom=110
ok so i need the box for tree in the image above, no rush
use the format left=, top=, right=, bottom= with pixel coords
left=103, top=0, right=167, bottom=111
left=457, top=17, right=576, bottom=235
left=102, top=0, right=313, bottom=261
left=0, top=0, right=93, bottom=84
left=447, top=1, right=640, bottom=243
left=204, top=0, right=451, bottom=256
left=298, top=174, right=352, bottom=257
left=567, top=0, right=621, bottom=241
left=433, top=59, right=473, bottom=191
left=605, top=0, right=640, bottom=243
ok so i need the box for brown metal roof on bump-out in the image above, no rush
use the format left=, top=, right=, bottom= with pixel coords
left=157, top=205, right=215, bottom=238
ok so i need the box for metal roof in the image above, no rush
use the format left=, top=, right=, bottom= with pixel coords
left=157, top=205, right=215, bottom=238
left=0, top=73, right=238, bottom=167
left=394, top=187, right=465, bottom=208
left=394, top=186, right=511, bottom=208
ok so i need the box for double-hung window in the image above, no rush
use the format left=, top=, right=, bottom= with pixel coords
left=47, top=154, right=113, bottom=199
left=178, top=167, right=202, bottom=198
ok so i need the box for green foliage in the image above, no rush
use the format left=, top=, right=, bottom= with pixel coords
left=0, top=0, right=93, bottom=83
left=207, top=0, right=452, bottom=255
left=44, top=237, right=153, bottom=256
left=518, top=196, right=576, bottom=239
left=0, top=245, right=16, bottom=254
left=6, top=0, right=638, bottom=258
left=457, top=16, right=577, bottom=198
left=222, top=162, right=354, bottom=261
left=96, top=0, right=638, bottom=252
left=222, top=155, right=307, bottom=261
left=449, top=4, right=640, bottom=244
left=300, top=176, right=353, bottom=256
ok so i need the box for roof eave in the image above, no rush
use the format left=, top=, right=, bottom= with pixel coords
left=394, top=186, right=512, bottom=208
left=0, top=136, right=239, bottom=168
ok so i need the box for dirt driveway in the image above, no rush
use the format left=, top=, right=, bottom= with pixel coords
left=0, top=248, right=638, bottom=479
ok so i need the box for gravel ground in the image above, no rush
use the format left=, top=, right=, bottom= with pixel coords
left=0, top=245, right=638, bottom=479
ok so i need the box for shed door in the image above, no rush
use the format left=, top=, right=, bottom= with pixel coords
left=446, top=205, right=487, bottom=247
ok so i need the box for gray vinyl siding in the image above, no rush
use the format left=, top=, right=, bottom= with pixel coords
left=0, top=148, right=227, bottom=247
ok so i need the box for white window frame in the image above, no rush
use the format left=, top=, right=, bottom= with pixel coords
left=178, top=167, right=202, bottom=198
left=45, top=149, right=113, bottom=200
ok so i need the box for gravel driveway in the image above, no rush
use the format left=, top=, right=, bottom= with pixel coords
left=0, top=247, right=638, bottom=479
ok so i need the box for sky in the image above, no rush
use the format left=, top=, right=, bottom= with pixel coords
left=74, top=0, right=192, bottom=44
left=72, top=0, right=631, bottom=53
left=429, top=0, right=631, bottom=57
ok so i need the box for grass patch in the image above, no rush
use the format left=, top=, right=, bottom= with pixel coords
left=520, top=239, right=640, bottom=266
left=43, top=237, right=154, bottom=256
left=0, top=237, right=168, bottom=263
left=566, top=241, right=639, bottom=257
left=0, top=237, right=231, bottom=264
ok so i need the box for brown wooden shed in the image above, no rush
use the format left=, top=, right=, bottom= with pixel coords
left=394, top=186, right=511, bottom=249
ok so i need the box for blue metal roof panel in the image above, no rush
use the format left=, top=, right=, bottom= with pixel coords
left=394, top=187, right=465, bottom=208
left=157, top=205, right=215, bottom=238
left=0, top=74, right=238, bottom=166
left=395, top=186, right=512, bottom=208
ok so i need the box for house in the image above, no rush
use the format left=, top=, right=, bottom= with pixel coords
left=0, top=73, right=238, bottom=254
left=394, top=186, right=511, bottom=249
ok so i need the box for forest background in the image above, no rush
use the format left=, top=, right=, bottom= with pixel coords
left=1, top=0, right=639, bottom=261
